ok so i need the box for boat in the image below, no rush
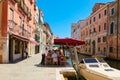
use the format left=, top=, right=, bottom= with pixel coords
left=79, top=58, right=120, bottom=80
left=92, top=53, right=106, bottom=58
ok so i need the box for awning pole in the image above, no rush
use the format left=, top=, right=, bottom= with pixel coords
left=74, top=47, right=84, bottom=80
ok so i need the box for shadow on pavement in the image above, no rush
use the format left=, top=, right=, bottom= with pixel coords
left=34, top=62, right=72, bottom=68
left=7, top=57, right=30, bottom=64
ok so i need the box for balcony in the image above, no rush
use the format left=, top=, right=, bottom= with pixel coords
left=35, top=34, right=40, bottom=42
left=18, top=0, right=29, bottom=16
left=30, top=0, right=33, bottom=4
left=27, top=10, right=32, bottom=20
left=23, top=4, right=28, bottom=15
left=34, top=4, right=36, bottom=11
left=9, top=0, right=17, bottom=4
left=8, top=20, right=17, bottom=32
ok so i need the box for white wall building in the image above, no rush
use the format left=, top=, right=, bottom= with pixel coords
left=71, top=20, right=86, bottom=40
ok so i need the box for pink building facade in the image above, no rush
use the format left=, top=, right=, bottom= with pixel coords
left=0, top=0, right=37, bottom=63
left=80, top=1, right=120, bottom=60
left=81, top=3, right=109, bottom=55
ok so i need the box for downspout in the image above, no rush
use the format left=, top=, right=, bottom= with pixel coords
left=116, top=0, right=119, bottom=59
left=106, top=3, right=109, bottom=58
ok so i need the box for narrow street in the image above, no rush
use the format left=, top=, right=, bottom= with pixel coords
left=0, top=53, right=57, bottom=80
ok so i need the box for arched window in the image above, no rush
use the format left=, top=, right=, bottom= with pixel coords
left=110, top=22, right=114, bottom=34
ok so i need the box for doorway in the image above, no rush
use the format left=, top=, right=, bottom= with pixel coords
left=9, top=36, right=13, bottom=62
left=92, top=40, right=96, bottom=55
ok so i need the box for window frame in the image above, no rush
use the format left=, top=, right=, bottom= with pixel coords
left=110, top=7, right=114, bottom=16
left=110, top=22, right=114, bottom=34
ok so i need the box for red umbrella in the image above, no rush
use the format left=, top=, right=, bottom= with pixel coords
left=54, top=38, right=85, bottom=46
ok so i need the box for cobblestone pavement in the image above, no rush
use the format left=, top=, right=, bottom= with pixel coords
left=0, top=53, right=58, bottom=80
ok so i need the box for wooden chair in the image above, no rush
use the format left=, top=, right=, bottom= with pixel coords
left=59, top=56, right=66, bottom=66
left=45, top=56, right=53, bottom=65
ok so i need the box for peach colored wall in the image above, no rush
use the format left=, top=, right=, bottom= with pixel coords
left=0, top=2, right=2, bottom=32
left=81, top=3, right=109, bottom=55
left=107, top=2, right=119, bottom=59
left=7, top=0, right=36, bottom=39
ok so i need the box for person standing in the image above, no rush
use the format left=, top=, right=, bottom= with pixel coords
left=41, top=47, right=48, bottom=65
left=52, top=50, right=58, bottom=65
left=25, top=47, right=28, bottom=58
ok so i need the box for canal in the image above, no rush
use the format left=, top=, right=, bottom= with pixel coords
left=78, top=53, right=120, bottom=70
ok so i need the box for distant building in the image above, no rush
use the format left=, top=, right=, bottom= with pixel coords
left=71, top=20, right=86, bottom=40
left=43, top=23, right=53, bottom=50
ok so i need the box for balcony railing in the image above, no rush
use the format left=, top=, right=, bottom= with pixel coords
left=30, top=0, right=33, bottom=4
left=27, top=9, right=32, bottom=20
left=19, top=24, right=30, bottom=38
left=34, top=4, right=36, bottom=11
left=9, top=0, right=17, bottom=4
left=8, top=20, right=17, bottom=32
left=18, top=0, right=29, bottom=16
left=23, top=4, right=28, bottom=15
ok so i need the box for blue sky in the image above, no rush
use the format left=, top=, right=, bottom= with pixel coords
left=36, top=0, right=114, bottom=38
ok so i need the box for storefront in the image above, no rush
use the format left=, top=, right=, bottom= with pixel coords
left=29, top=39, right=39, bottom=54
left=9, top=33, right=29, bottom=62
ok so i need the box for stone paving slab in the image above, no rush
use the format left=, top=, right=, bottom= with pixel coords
left=0, top=53, right=73, bottom=80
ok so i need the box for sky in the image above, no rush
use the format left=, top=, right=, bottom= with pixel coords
left=36, top=0, right=114, bottom=38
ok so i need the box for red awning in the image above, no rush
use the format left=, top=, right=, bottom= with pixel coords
left=29, top=40, right=39, bottom=45
left=54, top=38, right=85, bottom=46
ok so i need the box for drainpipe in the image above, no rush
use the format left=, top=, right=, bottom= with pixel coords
left=116, top=0, right=119, bottom=59
left=106, top=3, right=109, bottom=58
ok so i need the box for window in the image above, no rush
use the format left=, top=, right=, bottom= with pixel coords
left=99, top=14, right=101, bottom=19
left=15, top=40, right=20, bottom=54
left=9, top=8, right=14, bottom=29
left=98, top=37, right=101, bottom=43
left=104, top=23, right=107, bottom=30
left=89, top=29, right=91, bottom=34
left=98, top=47, right=100, bottom=52
left=103, top=36, right=107, bottom=42
left=89, top=48, right=91, bottom=52
left=109, top=47, right=113, bottom=53
left=90, top=20, right=91, bottom=24
left=19, top=17, right=22, bottom=26
left=9, top=8, right=14, bottom=20
left=111, top=8, right=114, bottom=15
left=86, top=22, right=88, bottom=26
left=104, top=10, right=107, bottom=16
left=93, top=28, right=96, bottom=32
left=84, top=58, right=98, bottom=63
left=30, top=0, right=33, bottom=4
left=19, top=17, right=22, bottom=35
left=86, top=48, right=87, bottom=52
left=73, top=29, right=75, bottom=32
left=93, top=17, right=96, bottom=22
left=110, top=22, right=114, bottom=34
left=99, top=25, right=101, bottom=32
left=86, top=31, right=88, bottom=36
left=104, top=47, right=106, bottom=52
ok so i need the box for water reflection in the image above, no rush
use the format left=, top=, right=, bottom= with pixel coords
left=106, top=59, right=120, bottom=70
left=78, top=54, right=120, bottom=70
